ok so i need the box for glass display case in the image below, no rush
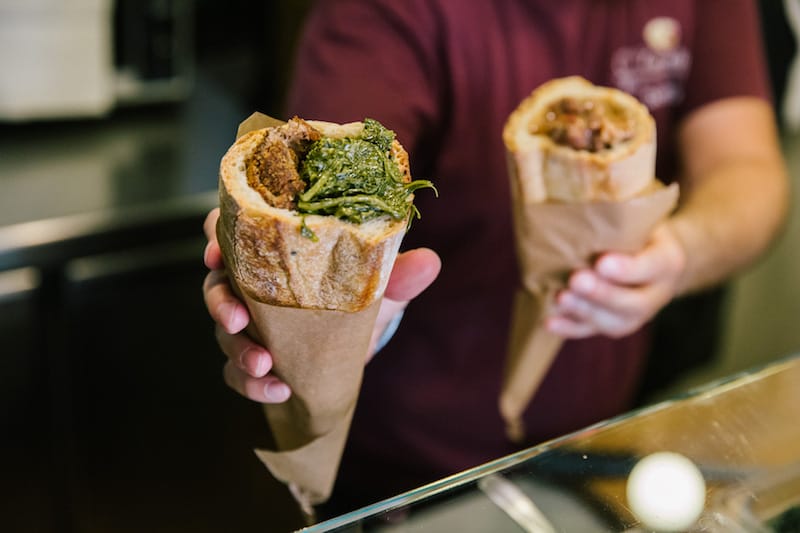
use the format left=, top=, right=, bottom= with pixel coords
left=301, top=353, right=800, bottom=532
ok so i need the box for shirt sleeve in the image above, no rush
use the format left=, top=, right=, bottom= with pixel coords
left=679, top=0, right=772, bottom=116
left=284, top=0, right=443, bottom=156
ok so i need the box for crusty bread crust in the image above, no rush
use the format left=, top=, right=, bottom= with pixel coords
left=503, top=76, right=656, bottom=203
left=217, top=120, right=410, bottom=312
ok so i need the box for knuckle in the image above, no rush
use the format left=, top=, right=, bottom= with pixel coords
left=557, top=317, right=594, bottom=339
left=224, top=362, right=263, bottom=401
left=215, top=325, right=240, bottom=360
left=574, top=323, right=596, bottom=338
left=607, top=318, right=638, bottom=338
left=595, top=312, right=629, bottom=338
left=222, top=362, right=239, bottom=390
left=243, top=377, right=267, bottom=402
left=202, top=271, right=217, bottom=294
left=203, top=271, right=228, bottom=303
left=214, top=324, right=230, bottom=349
left=590, top=278, right=611, bottom=301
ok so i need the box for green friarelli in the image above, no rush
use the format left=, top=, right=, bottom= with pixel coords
left=297, top=118, right=435, bottom=224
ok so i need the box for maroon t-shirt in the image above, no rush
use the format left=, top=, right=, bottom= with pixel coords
left=286, top=0, right=770, bottom=513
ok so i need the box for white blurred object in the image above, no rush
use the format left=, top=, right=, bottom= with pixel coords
left=785, top=0, right=800, bottom=132
left=0, top=0, right=193, bottom=122
left=0, top=0, right=115, bottom=121
left=626, top=451, right=707, bottom=532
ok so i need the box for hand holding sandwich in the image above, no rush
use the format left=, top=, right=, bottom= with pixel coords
left=203, top=114, right=441, bottom=512
left=547, top=221, right=686, bottom=339
left=203, top=207, right=441, bottom=404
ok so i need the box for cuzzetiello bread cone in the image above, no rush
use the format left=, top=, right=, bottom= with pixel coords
left=216, top=113, right=433, bottom=516
left=501, top=77, right=679, bottom=442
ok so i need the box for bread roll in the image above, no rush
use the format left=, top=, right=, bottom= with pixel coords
left=217, top=117, right=413, bottom=312
left=503, top=76, right=656, bottom=203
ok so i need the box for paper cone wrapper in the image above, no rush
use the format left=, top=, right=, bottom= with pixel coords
left=501, top=182, right=679, bottom=441
left=243, top=290, right=380, bottom=511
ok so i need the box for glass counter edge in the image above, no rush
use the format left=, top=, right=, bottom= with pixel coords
left=297, top=353, right=800, bottom=532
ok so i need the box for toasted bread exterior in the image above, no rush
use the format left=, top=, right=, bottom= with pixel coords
left=217, top=120, right=410, bottom=312
left=503, top=76, right=656, bottom=203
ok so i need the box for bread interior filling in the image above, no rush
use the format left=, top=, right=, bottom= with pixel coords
left=529, top=97, right=636, bottom=152
left=246, top=118, right=320, bottom=210
left=244, top=117, right=435, bottom=229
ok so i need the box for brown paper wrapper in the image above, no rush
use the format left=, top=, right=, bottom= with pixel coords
left=221, top=113, right=394, bottom=518
left=244, top=291, right=380, bottom=515
left=501, top=181, right=679, bottom=442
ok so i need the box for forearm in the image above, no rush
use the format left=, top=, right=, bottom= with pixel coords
left=669, top=146, right=789, bottom=296
left=666, top=97, right=790, bottom=296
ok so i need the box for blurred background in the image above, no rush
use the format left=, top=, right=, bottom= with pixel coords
left=0, top=1, right=796, bottom=532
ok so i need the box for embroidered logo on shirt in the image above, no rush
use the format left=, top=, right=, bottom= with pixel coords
left=643, top=17, right=681, bottom=52
left=610, top=16, right=691, bottom=110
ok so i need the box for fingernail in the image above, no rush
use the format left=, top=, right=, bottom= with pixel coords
left=218, top=302, right=236, bottom=330
left=559, top=291, right=576, bottom=308
left=546, top=316, right=565, bottom=334
left=254, top=354, right=268, bottom=376
left=239, top=348, right=265, bottom=376
left=572, top=272, right=595, bottom=293
left=598, top=257, right=621, bottom=276
left=264, top=382, right=290, bottom=402
left=219, top=302, right=246, bottom=332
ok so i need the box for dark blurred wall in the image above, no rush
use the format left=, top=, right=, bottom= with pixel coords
left=0, top=2, right=319, bottom=532
left=194, top=0, right=314, bottom=116
left=759, top=0, right=798, bottom=130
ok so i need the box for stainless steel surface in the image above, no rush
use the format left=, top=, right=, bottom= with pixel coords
left=0, top=72, right=242, bottom=272
left=0, top=190, right=217, bottom=271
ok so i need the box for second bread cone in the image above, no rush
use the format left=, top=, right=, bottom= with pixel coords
left=501, top=77, right=678, bottom=441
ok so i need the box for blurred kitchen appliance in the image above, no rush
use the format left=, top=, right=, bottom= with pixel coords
left=784, top=0, right=800, bottom=131
left=0, top=0, right=193, bottom=122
